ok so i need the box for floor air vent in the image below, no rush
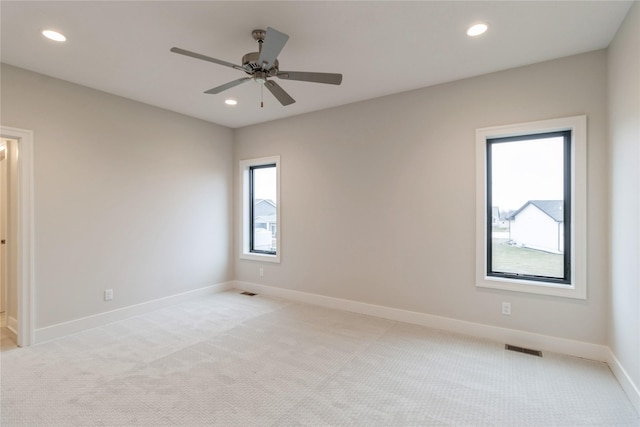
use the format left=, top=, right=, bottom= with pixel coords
left=505, top=344, right=542, bottom=357
left=240, top=291, right=257, bottom=296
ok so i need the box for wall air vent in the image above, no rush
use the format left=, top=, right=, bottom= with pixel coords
left=505, top=344, right=543, bottom=357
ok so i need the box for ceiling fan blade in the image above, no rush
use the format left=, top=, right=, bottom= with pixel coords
left=277, top=71, right=343, bottom=85
left=264, top=80, right=295, bottom=106
left=258, top=27, right=289, bottom=70
left=170, top=47, right=244, bottom=71
left=204, top=77, right=252, bottom=94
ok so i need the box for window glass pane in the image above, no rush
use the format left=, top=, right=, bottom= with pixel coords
left=489, top=134, right=567, bottom=280
left=251, top=165, right=277, bottom=254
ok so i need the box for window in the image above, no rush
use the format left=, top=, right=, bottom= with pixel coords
left=487, top=131, right=570, bottom=283
left=240, top=156, right=280, bottom=262
left=476, top=116, right=586, bottom=299
left=250, top=165, right=277, bottom=254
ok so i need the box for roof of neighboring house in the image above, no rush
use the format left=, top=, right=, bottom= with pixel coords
left=256, top=199, right=276, bottom=207
left=255, top=215, right=277, bottom=224
left=508, top=200, right=564, bottom=222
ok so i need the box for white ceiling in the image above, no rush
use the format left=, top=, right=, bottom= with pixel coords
left=0, top=1, right=633, bottom=129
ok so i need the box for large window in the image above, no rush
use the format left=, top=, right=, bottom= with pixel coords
left=487, top=131, right=570, bottom=284
left=240, top=156, right=280, bottom=262
left=476, top=116, right=586, bottom=299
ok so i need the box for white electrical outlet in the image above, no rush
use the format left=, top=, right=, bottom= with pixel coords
left=501, top=302, right=511, bottom=315
left=259, top=267, right=264, bottom=277
left=104, top=289, right=114, bottom=301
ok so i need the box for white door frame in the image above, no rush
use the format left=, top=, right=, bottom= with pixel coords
left=0, top=126, right=34, bottom=347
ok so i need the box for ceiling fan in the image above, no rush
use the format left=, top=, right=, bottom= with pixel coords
left=170, top=27, right=343, bottom=107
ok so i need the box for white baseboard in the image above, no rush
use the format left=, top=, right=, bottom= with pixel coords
left=33, top=282, right=234, bottom=344
left=233, top=280, right=608, bottom=362
left=7, top=315, right=18, bottom=335
left=607, top=348, right=640, bottom=415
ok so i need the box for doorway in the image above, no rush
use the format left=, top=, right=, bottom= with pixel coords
left=0, top=126, right=34, bottom=347
left=1, top=139, right=6, bottom=326
left=1, top=138, right=15, bottom=348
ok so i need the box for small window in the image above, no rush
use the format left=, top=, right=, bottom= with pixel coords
left=476, top=116, right=586, bottom=299
left=250, top=164, right=277, bottom=255
left=240, top=156, right=280, bottom=262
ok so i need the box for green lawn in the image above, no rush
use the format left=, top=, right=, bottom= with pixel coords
left=492, top=238, right=564, bottom=278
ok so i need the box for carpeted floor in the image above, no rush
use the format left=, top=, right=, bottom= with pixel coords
left=1, top=291, right=638, bottom=426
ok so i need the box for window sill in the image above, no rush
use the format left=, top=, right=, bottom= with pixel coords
left=477, top=276, right=585, bottom=299
left=240, top=252, right=280, bottom=263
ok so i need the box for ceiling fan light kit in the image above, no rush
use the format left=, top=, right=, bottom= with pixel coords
left=171, top=27, right=342, bottom=107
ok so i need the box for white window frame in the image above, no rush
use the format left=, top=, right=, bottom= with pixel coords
left=240, top=156, right=280, bottom=263
left=475, top=116, right=587, bottom=299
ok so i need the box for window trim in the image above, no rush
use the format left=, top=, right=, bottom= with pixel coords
left=240, top=156, right=280, bottom=263
left=475, top=116, right=587, bottom=299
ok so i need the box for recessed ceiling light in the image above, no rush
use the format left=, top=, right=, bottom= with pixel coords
left=42, top=30, right=66, bottom=42
left=225, top=98, right=238, bottom=106
left=467, top=23, right=488, bottom=37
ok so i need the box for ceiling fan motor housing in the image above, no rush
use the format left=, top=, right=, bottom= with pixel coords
left=242, top=52, right=279, bottom=76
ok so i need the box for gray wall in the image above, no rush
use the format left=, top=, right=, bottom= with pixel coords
left=234, top=50, right=609, bottom=345
left=608, top=2, right=640, bottom=395
left=1, top=64, right=234, bottom=328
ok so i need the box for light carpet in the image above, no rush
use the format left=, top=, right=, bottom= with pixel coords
left=1, top=291, right=638, bottom=426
